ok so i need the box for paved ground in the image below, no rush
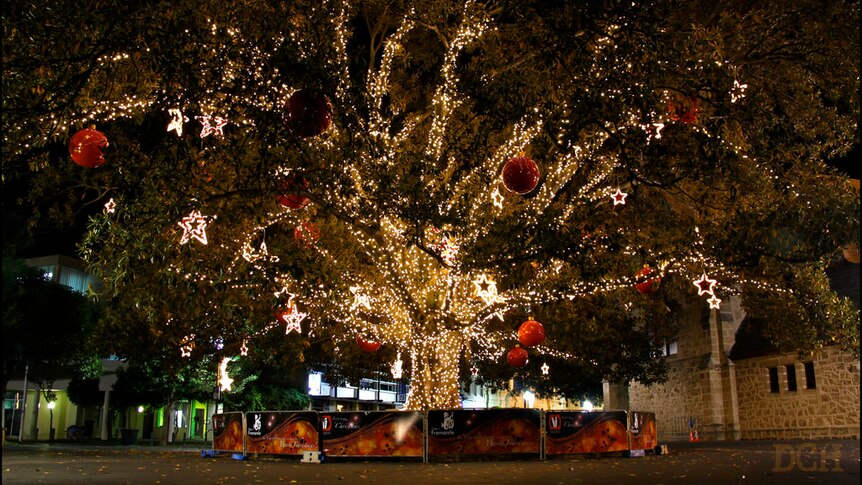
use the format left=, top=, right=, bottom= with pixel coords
left=2, top=438, right=859, bottom=484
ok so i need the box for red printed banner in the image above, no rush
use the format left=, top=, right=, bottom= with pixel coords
left=245, top=411, right=319, bottom=455
left=545, top=411, right=629, bottom=455
left=628, top=411, right=658, bottom=450
left=426, top=409, right=541, bottom=457
left=212, top=412, right=245, bottom=452
left=320, top=411, right=424, bottom=457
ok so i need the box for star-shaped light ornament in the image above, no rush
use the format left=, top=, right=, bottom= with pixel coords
left=197, top=114, right=228, bottom=138
left=104, top=198, right=116, bottom=214
left=491, top=187, right=504, bottom=208
left=708, top=294, right=722, bottom=309
left=470, top=366, right=479, bottom=378
left=611, top=188, right=628, bottom=205
left=179, top=334, right=195, bottom=357
left=731, top=79, right=748, bottom=104
left=239, top=340, right=249, bottom=356
left=391, top=353, right=403, bottom=379
left=541, top=362, right=550, bottom=375
left=350, top=286, right=372, bottom=311
left=178, top=210, right=214, bottom=245
left=277, top=302, right=306, bottom=335
left=473, top=273, right=499, bottom=306
left=167, top=108, right=189, bottom=136
left=217, top=357, right=234, bottom=392
left=439, top=236, right=460, bottom=265
left=694, top=272, right=717, bottom=296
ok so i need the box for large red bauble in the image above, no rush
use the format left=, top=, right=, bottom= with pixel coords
left=286, top=89, right=332, bottom=138
left=69, top=128, right=108, bottom=168
left=276, top=173, right=310, bottom=209
left=502, top=156, right=540, bottom=194
left=507, top=346, right=528, bottom=367
left=517, top=319, right=545, bottom=347
left=635, top=265, right=660, bottom=294
left=293, top=221, right=320, bottom=247
left=355, top=334, right=382, bottom=352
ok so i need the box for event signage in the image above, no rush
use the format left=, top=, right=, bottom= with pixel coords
left=426, top=409, right=541, bottom=457
left=212, top=412, right=245, bottom=452
left=245, top=411, right=319, bottom=455
left=628, top=411, right=658, bottom=451
left=544, top=411, right=629, bottom=455
left=320, top=411, right=424, bottom=457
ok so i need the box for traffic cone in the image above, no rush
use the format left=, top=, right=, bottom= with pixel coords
left=694, top=429, right=700, bottom=442
left=689, top=430, right=694, bottom=442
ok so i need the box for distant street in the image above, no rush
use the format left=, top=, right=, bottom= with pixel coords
left=2, top=439, right=859, bottom=484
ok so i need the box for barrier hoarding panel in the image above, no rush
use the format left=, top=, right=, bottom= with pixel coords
left=245, top=411, right=319, bottom=455
left=426, top=409, right=541, bottom=457
left=320, top=411, right=424, bottom=457
left=628, top=411, right=658, bottom=450
left=212, top=412, right=245, bottom=453
left=545, top=411, right=628, bottom=455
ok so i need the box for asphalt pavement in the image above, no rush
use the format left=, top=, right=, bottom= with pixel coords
left=2, top=438, right=859, bottom=484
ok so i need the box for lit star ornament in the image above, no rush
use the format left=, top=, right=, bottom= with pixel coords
left=167, top=108, right=189, bottom=136
left=541, top=362, right=550, bottom=375
left=197, top=114, right=228, bottom=138
left=694, top=272, right=717, bottom=296
left=708, top=295, right=722, bottom=309
left=239, top=340, right=249, bottom=356
left=491, top=187, right=504, bottom=208
left=178, top=210, right=214, bottom=245
left=277, top=301, right=306, bottom=335
left=473, top=273, right=499, bottom=306
left=217, top=357, right=234, bottom=392
left=179, top=334, right=195, bottom=357
left=611, top=188, right=628, bottom=205
left=104, top=198, right=116, bottom=213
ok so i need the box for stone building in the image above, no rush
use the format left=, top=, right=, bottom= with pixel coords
left=615, top=256, right=860, bottom=441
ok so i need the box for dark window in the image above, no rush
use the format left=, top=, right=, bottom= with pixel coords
left=768, top=367, right=780, bottom=393
left=785, top=364, right=797, bottom=391
left=804, top=361, right=817, bottom=389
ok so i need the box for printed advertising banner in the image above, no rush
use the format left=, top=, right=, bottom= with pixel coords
left=628, top=411, right=658, bottom=450
left=426, top=409, right=541, bottom=457
left=212, top=412, right=245, bottom=452
left=245, top=411, right=320, bottom=455
left=545, top=411, right=629, bottom=455
left=320, top=411, right=424, bottom=457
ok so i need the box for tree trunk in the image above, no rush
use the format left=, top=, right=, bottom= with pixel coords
left=161, top=396, right=175, bottom=446
left=403, top=330, right=462, bottom=410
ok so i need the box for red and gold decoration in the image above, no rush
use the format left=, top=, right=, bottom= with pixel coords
left=507, top=345, right=528, bottom=367
left=277, top=173, right=310, bottom=209
left=293, top=221, right=320, bottom=247
left=355, top=334, right=382, bottom=352
left=634, top=265, right=660, bottom=294
left=286, top=89, right=333, bottom=138
left=69, top=127, right=108, bottom=168
left=502, top=155, right=540, bottom=194
left=517, top=318, right=545, bottom=347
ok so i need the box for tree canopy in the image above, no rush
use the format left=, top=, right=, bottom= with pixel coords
left=3, top=0, right=859, bottom=409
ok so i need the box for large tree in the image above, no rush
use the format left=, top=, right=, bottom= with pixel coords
left=3, top=0, right=859, bottom=410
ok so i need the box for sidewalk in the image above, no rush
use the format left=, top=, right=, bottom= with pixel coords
left=3, top=438, right=859, bottom=484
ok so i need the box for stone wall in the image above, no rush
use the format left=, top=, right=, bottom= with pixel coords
left=734, top=346, right=861, bottom=439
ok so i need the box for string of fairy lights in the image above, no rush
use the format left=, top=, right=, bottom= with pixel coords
left=48, top=0, right=843, bottom=410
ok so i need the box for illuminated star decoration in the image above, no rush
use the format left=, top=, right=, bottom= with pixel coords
left=491, top=187, right=504, bottom=208
left=350, top=286, right=372, bottom=311
left=391, top=353, right=403, bottom=379
left=277, top=300, right=306, bottom=335
left=708, top=294, right=722, bottom=309
left=178, top=210, right=214, bottom=245
left=439, top=236, right=460, bottom=265
left=473, top=273, right=499, bottom=306
left=470, top=366, right=479, bottom=378
left=179, top=334, right=195, bottom=357
left=239, top=340, right=249, bottom=356
left=104, top=198, right=116, bottom=213
left=694, top=272, right=717, bottom=296
left=167, top=108, right=189, bottom=136
left=197, top=114, right=228, bottom=138
left=731, top=79, right=748, bottom=103
left=541, top=362, right=550, bottom=375
left=611, top=188, right=628, bottom=205
left=217, top=357, right=234, bottom=392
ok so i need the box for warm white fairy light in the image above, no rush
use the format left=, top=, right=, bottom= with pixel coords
left=167, top=108, right=189, bottom=136
left=197, top=114, right=228, bottom=138
left=391, top=352, right=403, bottom=379
left=217, top=357, right=234, bottom=392
left=472, top=273, right=499, bottom=306
left=730, top=79, right=748, bottom=103
left=180, top=334, right=195, bottom=358
left=178, top=210, right=214, bottom=245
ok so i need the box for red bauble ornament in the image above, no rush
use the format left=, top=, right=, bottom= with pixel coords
left=635, top=265, right=660, bottom=294
left=286, top=89, right=332, bottom=138
left=293, top=221, right=320, bottom=247
left=276, top=173, right=310, bottom=209
left=355, top=334, right=382, bottom=352
left=69, top=127, right=108, bottom=168
left=517, top=318, right=545, bottom=347
left=507, top=346, right=528, bottom=367
left=502, top=155, right=540, bottom=194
